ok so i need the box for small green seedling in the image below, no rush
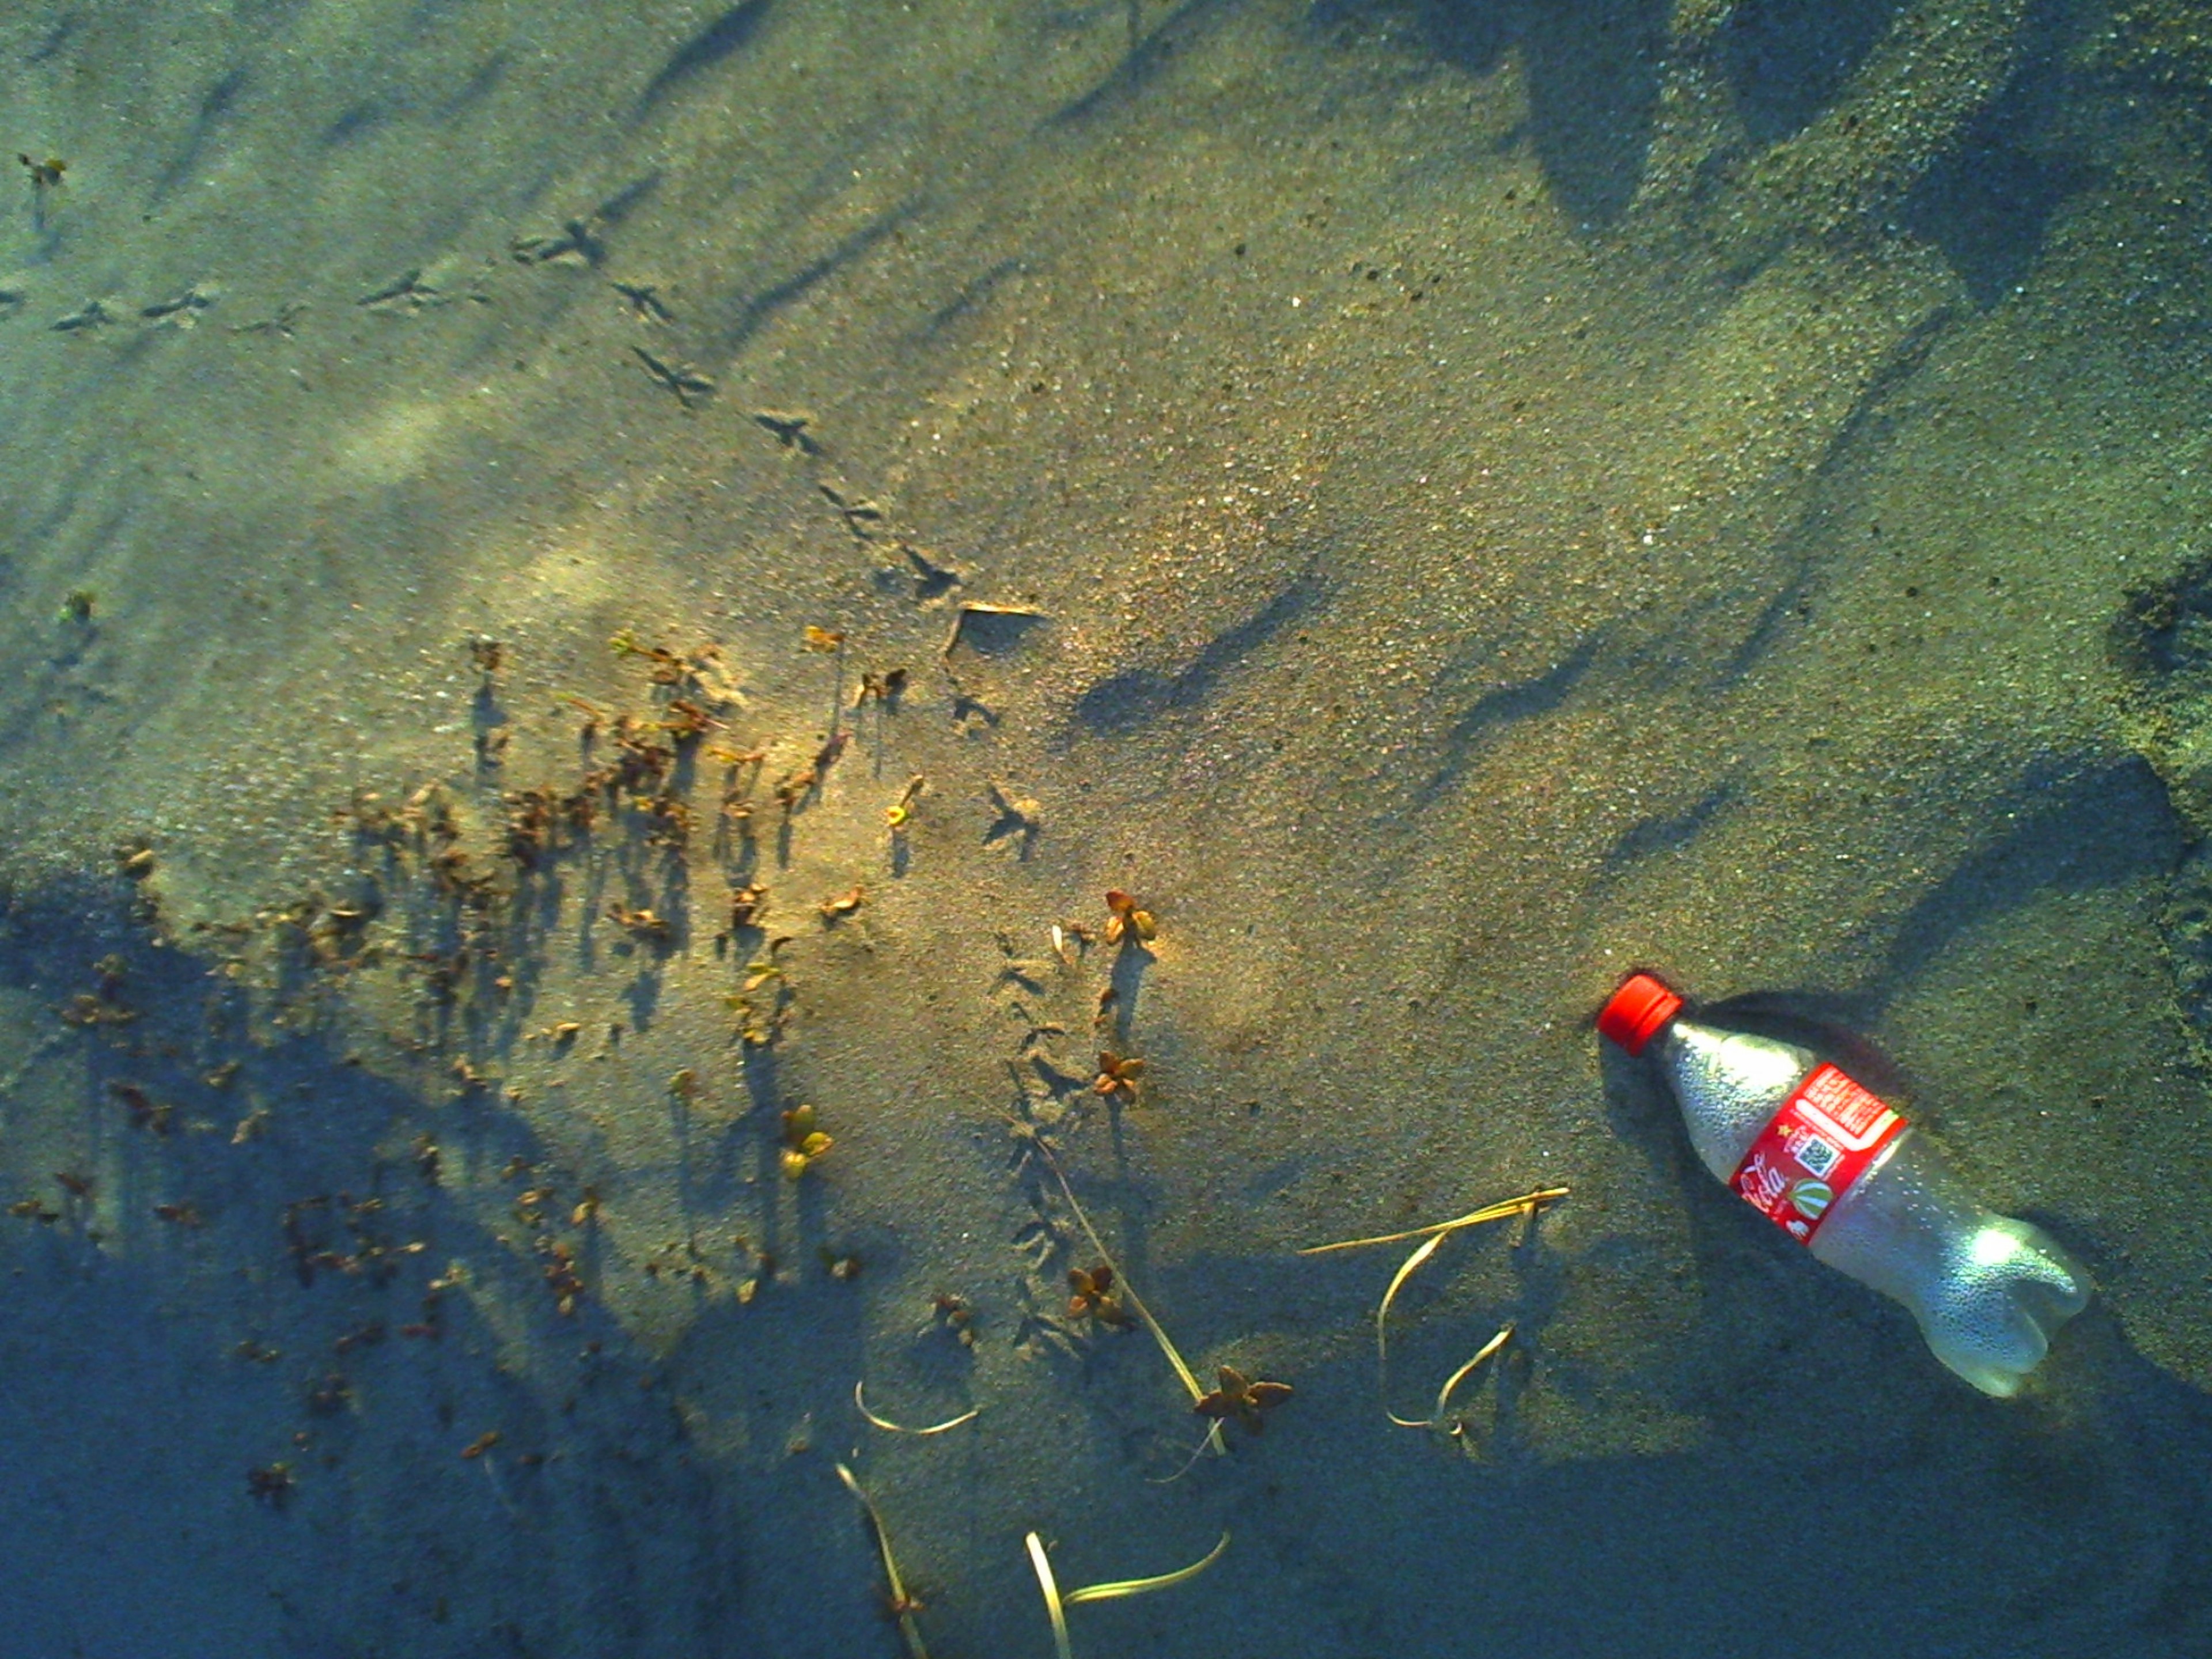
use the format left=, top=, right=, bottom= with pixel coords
left=741, top=941, right=788, bottom=991
left=887, top=774, right=925, bottom=829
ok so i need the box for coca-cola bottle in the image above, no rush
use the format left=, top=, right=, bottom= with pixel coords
left=1600, top=971, right=2089, bottom=1397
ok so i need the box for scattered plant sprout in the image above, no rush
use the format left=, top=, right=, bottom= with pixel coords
left=1102, top=889, right=1155, bottom=945
left=1091, top=1052, right=1143, bottom=1101
left=1193, top=1365, right=1293, bottom=1434
left=781, top=1105, right=832, bottom=1179
left=1065, top=1264, right=1133, bottom=1328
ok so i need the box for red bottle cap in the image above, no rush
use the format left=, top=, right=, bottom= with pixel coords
left=1598, top=972, right=1684, bottom=1055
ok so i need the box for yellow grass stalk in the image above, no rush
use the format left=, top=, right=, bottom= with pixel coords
left=853, top=1380, right=979, bottom=1437
left=1025, top=1528, right=1232, bottom=1659
left=1427, top=1322, right=1513, bottom=1438
left=1378, top=1231, right=1453, bottom=1429
left=1063, top=1529, right=1231, bottom=1604
left=1036, top=1142, right=1224, bottom=1457
left=1298, top=1187, right=1565, bottom=1430
left=1026, top=1532, right=1074, bottom=1659
left=1295, top=1185, right=1571, bottom=1257
left=835, top=1462, right=929, bottom=1659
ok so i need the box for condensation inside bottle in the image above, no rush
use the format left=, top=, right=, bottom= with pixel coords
left=1650, top=1014, right=2089, bottom=1397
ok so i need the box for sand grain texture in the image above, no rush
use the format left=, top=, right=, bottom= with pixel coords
left=3, top=2, right=2211, bottom=1656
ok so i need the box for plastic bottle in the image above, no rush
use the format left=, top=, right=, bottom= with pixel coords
left=1599, top=971, right=2089, bottom=1397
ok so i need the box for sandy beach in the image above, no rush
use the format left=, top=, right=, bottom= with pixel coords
left=3, top=2, right=2212, bottom=1654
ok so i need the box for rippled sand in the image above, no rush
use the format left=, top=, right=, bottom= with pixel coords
left=3, top=3, right=2211, bottom=1654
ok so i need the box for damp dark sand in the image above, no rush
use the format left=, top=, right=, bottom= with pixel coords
left=3, top=3, right=2212, bottom=1655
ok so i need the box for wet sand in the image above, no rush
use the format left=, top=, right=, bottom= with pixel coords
left=4, top=2, right=2212, bottom=1654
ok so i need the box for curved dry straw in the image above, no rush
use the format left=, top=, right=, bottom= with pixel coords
left=1025, top=1528, right=1231, bottom=1659
left=853, top=1379, right=979, bottom=1437
left=1299, top=1185, right=1567, bottom=1433
left=1408, top=1322, right=1514, bottom=1438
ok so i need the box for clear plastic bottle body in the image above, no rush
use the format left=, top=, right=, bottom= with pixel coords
left=1650, top=1015, right=2090, bottom=1397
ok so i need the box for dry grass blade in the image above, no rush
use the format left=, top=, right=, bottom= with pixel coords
left=1296, top=1185, right=1571, bottom=1256
left=1378, top=1230, right=1450, bottom=1428
left=1027, top=1527, right=1232, bottom=1659
left=854, top=1379, right=979, bottom=1437
left=1302, top=1187, right=1564, bottom=1430
left=1063, top=1529, right=1232, bottom=1604
left=1429, top=1323, right=1513, bottom=1435
left=1026, top=1531, right=1074, bottom=1659
left=1036, top=1142, right=1225, bottom=1457
left=836, top=1462, right=930, bottom=1659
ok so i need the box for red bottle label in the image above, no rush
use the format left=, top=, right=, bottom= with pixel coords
left=1728, top=1064, right=1906, bottom=1244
